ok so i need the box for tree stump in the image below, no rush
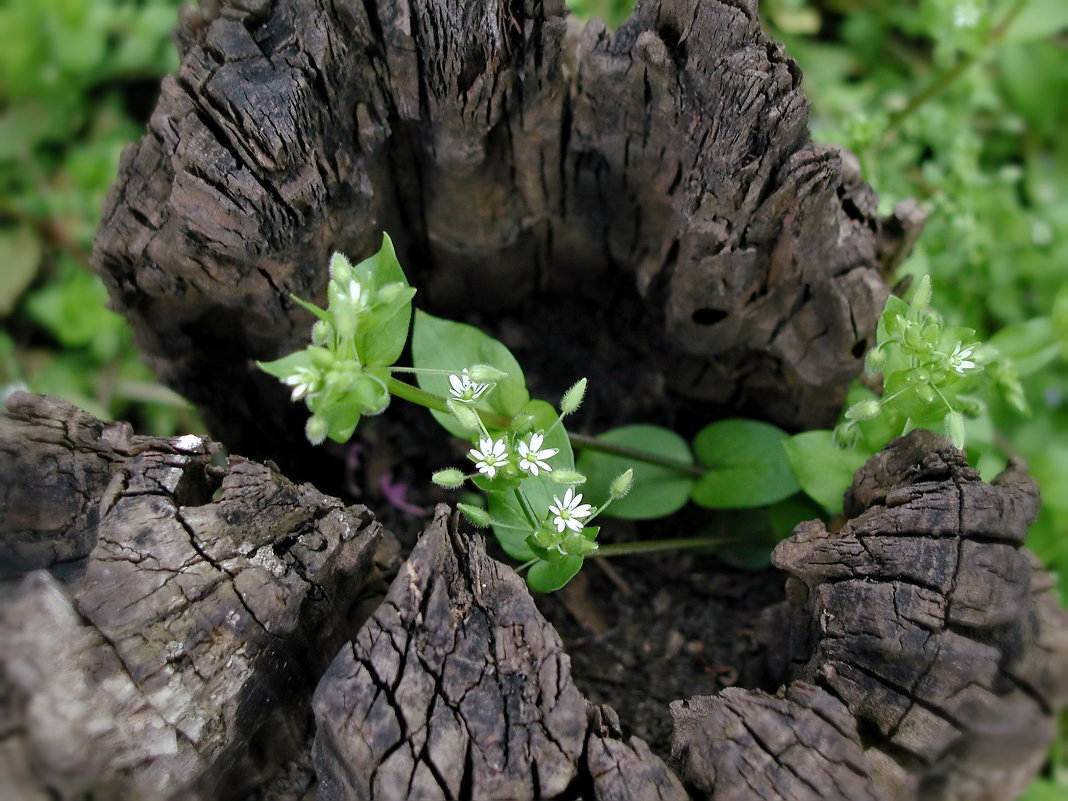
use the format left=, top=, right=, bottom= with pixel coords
left=91, top=0, right=921, bottom=479
left=4, top=0, right=1055, bottom=799
left=3, top=395, right=1067, bottom=799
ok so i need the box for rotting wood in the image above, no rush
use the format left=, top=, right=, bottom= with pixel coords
left=0, top=392, right=394, bottom=801
left=92, top=0, right=922, bottom=477
left=761, top=429, right=1068, bottom=801
left=3, top=396, right=1068, bottom=799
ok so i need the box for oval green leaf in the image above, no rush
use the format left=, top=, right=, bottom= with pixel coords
left=575, top=424, right=695, bottom=520
left=691, top=419, right=799, bottom=508
left=782, top=430, right=872, bottom=515
left=526, top=555, right=584, bottom=593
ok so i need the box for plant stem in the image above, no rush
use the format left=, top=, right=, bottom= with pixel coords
left=567, top=432, right=706, bottom=478
left=385, top=376, right=511, bottom=428
left=515, top=558, right=538, bottom=574
left=589, top=536, right=738, bottom=558
left=881, top=0, right=1029, bottom=141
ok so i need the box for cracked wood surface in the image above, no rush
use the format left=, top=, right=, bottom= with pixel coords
left=0, top=392, right=392, bottom=800
left=92, top=0, right=919, bottom=474
left=3, top=395, right=1068, bottom=800
left=760, top=429, right=1068, bottom=801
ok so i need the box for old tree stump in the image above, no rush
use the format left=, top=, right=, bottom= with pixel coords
left=2, top=1, right=1066, bottom=800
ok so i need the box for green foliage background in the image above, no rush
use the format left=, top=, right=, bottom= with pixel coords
left=2, top=0, right=1066, bottom=791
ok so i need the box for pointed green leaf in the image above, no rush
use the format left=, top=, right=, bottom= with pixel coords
left=412, top=309, right=529, bottom=438
left=353, top=234, right=415, bottom=367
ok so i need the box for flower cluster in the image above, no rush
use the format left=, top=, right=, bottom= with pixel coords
left=836, top=275, right=1023, bottom=451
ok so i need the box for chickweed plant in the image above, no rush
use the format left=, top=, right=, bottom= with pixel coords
left=260, top=237, right=1021, bottom=593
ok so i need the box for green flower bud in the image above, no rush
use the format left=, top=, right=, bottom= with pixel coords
left=311, top=320, right=333, bottom=345
left=833, top=423, right=858, bottom=449
left=329, top=252, right=354, bottom=283
left=550, top=470, right=587, bottom=485
left=377, top=281, right=405, bottom=305
left=904, top=325, right=923, bottom=349
left=958, top=398, right=984, bottom=418
left=447, top=399, right=482, bottom=431
left=467, top=364, right=508, bottom=384
left=864, top=347, right=886, bottom=374
left=334, top=306, right=357, bottom=340
left=530, top=524, right=562, bottom=551
left=845, top=399, right=881, bottom=421
left=510, top=414, right=536, bottom=434
left=305, top=415, right=328, bottom=446
left=309, top=346, right=335, bottom=369
left=944, top=410, right=965, bottom=450
left=561, top=531, right=598, bottom=557
left=916, top=382, right=935, bottom=404
left=560, top=378, right=588, bottom=415
left=457, top=502, right=492, bottom=527
left=432, top=468, right=466, bottom=488
left=910, top=274, right=932, bottom=311
left=609, top=468, right=635, bottom=499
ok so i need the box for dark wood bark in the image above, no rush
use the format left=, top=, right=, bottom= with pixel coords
left=762, top=430, right=1068, bottom=801
left=0, top=392, right=394, bottom=800
left=92, top=0, right=920, bottom=476
left=3, top=396, right=1067, bottom=799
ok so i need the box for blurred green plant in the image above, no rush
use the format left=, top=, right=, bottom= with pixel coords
left=0, top=0, right=197, bottom=433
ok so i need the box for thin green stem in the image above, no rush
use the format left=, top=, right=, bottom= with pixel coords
left=589, top=536, right=737, bottom=559
left=515, top=558, right=538, bottom=574
left=880, top=0, right=1029, bottom=141
left=385, top=376, right=511, bottom=428
left=567, top=432, right=706, bottom=478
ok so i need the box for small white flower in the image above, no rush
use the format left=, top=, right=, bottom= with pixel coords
left=947, top=342, right=978, bottom=375
left=517, top=433, right=558, bottom=476
left=469, top=437, right=509, bottom=479
left=283, top=366, right=319, bottom=401
left=342, top=279, right=370, bottom=311
left=953, top=1, right=980, bottom=28
left=449, top=369, right=490, bottom=403
left=548, top=488, right=593, bottom=534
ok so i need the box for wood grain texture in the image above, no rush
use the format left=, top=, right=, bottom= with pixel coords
left=0, top=392, right=390, bottom=800
left=92, top=0, right=919, bottom=474
left=762, top=430, right=1068, bottom=801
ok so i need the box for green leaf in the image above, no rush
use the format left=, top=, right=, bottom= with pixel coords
left=988, top=317, right=1060, bottom=376
left=257, top=349, right=314, bottom=380
left=0, top=224, right=42, bottom=315
left=691, top=420, right=799, bottom=508
left=576, top=424, right=694, bottom=519
left=782, top=430, right=872, bottom=515
left=526, top=555, right=584, bottom=593
left=353, top=234, right=415, bottom=367
left=488, top=489, right=537, bottom=561
left=319, top=397, right=361, bottom=443
left=412, top=309, right=529, bottom=438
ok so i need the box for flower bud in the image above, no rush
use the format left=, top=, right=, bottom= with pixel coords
left=561, top=531, right=599, bottom=557
left=609, top=468, right=634, bottom=499
left=377, top=281, right=405, bottom=305
left=958, top=398, right=983, bottom=418
left=432, top=468, right=466, bottom=488
left=305, top=415, right=328, bottom=446
left=309, top=346, right=335, bottom=369
left=560, top=378, right=588, bottom=415
left=916, top=382, right=935, bottom=404
left=447, top=399, right=482, bottom=431
left=550, top=470, right=587, bottom=485
left=833, top=423, right=858, bottom=449
left=311, top=320, right=333, bottom=345
left=864, top=347, right=886, bottom=374
left=467, top=364, right=508, bottom=384
left=510, top=414, right=536, bottom=434
left=944, top=410, right=965, bottom=450
left=845, top=399, right=881, bottom=421
left=329, top=252, right=354, bottom=283
left=910, top=274, right=932, bottom=311
left=456, top=503, right=491, bottom=527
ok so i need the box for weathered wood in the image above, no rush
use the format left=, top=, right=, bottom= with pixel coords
left=92, top=0, right=918, bottom=475
left=670, top=682, right=887, bottom=801
left=0, top=393, right=392, bottom=800
left=312, top=505, right=589, bottom=801
left=763, top=430, right=1068, bottom=801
